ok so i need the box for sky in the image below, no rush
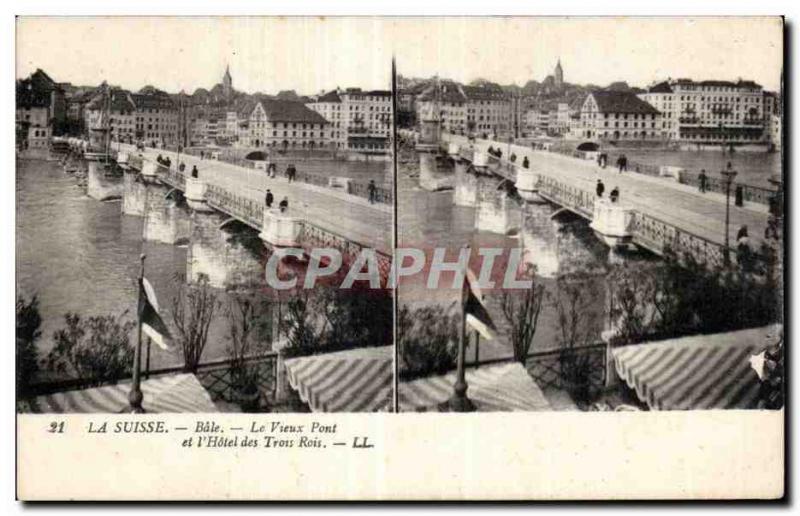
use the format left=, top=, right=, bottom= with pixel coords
left=16, top=17, right=784, bottom=95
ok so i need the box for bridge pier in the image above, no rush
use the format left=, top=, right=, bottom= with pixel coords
left=186, top=210, right=266, bottom=290
left=453, top=157, right=479, bottom=207
left=521, top=203, right=562, bottom=278
left=259, top=209, right=304, bottom=248
left=417, top=119, right=453, bottom=191
left=122, top=169, right=146, bottom=216
left=589, top=200, right=634, bottom=249
left=184, top=177, right=214, bottom=213
left=142, top=180, right=191, bottom=245
left=86, top=161, right=123, bottom=201
left=476, top=190, right=519, bottom=235
left=515, top=167, right=547, bottom=204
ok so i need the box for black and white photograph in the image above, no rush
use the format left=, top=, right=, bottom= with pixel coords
left=16, top=17, right=394, bottom=415
left=393, top=17, right=784, bottom=413
left=10, top=11, right=787, bottom=502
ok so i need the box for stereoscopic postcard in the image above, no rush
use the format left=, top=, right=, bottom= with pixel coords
left=14, top=15, right=785, bottom=500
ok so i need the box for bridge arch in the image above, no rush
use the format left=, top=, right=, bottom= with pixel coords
left=576, top=141, right=600, bottom=152
left=245, top=151, right=268, bottom=161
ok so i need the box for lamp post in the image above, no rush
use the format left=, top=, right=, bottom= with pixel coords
left=720, top=162, right=738, bottom=265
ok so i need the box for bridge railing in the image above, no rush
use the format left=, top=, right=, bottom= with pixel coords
left=202, top=182, right=392, bottom=278
left=24, top=352, right=279, bottom=409
left=679, top=170, right=777, bottom=206
left=204, top=184, right=265, bottom=230
left=160, top=165, right=187, bottom=189
left=485, top=154, right=518, bottom=182
left=347, top=181, right=394, bottom=204
left=535, top=175, right=595, bottom=218
left=629, top=211, right=728, bottom=269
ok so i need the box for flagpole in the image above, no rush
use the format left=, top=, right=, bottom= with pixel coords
left=474, top=330, right=480, bottom=368
left=448, top=246, right=475, bottom=412
left=129, top=254, right=146, bottom=413
left=145, top=337, right=152, bottom=380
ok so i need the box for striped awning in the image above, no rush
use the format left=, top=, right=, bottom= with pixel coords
left=613, top=326, right=780, bottom=410
left=284, top=345, right=392, bottom=413
left=26, top=374, right=218, bottom=414
left=399, top=362, right=552, bottom=412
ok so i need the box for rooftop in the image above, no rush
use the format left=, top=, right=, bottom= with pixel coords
left=130, top=92, right=176, bottom=110
left=315, top=90, right=342, bottom=103
left=85, top=89, right=137, bottom=113
left=254, top=97, right=329, bottom=124
left=589, top=90, right=660, bottom=115
left=417, top=80, right=467, bottom=104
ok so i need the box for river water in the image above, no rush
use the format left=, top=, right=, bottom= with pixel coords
left=613, top=149, right=782, bottom=188
left=16, top=156, right=388, bottom=380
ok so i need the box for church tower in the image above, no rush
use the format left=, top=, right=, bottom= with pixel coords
left=222, top=64, right=233, bottom=100
left=554, top=59, right=564, bottom=90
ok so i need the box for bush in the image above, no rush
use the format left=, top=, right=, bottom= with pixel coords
left=16, top=295, right=42, bottom=397
left=171, top=274, right=220, bottom=372
left=398, top=304, right=459, bottom=380
left=46, top=312, right=136, bottom=385
left=280, top=281, right=393, bottom=359
left=225, top=294, right=273, bottom=410
left=607, top=249, right=780, bottom=346
left=550, top=274, right=603, bottom=405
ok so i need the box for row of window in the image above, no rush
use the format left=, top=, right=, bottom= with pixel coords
left=249, top=120, right=325, bottom=130
left=591, top=121, right=658, bottom=129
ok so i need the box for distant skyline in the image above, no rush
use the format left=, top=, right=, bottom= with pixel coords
left=17, top=17, right=783, bottom=95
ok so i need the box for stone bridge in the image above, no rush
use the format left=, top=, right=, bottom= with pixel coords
left=112, top=144, right=392, bottom=289
left=419, top=131, right=774, bottom=270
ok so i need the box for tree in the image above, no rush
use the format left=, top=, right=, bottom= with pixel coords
left=550, top=274, right=602, bottom=405
left=280, top=283, right=393, bottom=359
left=46, top=312, right=136, bottom=385
left=606, top=249, right=779, bottom=346
left=499, top=267, right=546, bottom=362
left=225, top=294, right=272, bottom=411
left=171, top=274, right=219, bottom=372
left=16, top=295, right=42, bottom=396
left=280, top=290, right=319, bottom=358
left=398, top=304, right=459, bottom=380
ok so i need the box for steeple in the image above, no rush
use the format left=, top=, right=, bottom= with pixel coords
left=554, top=59, right=564, bottom=89
left=554, top=59, right=563, bottom=87
left=222, top=64, right=233, bottom=100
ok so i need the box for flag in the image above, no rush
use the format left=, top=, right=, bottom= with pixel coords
left=139, top=277, right=172, bottom=350
left=463, top=266, right=496, bottom=340
left=749, top=350, right=766, bottom=381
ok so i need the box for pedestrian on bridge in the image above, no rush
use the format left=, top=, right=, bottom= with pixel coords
left=617, top=154, right=628, bottom=173
left=287, top=164, right=297, bottom=183
left=522, top=156, right=530, bottom=169
left=698, top=169, right=708, bottom=193
left=265, top=189, right=274, bottom=209
left=736, top=225, right=753, bottom=272
left=279, top=196, right=289, bottom=213
left=368, top=180, right=377, bottom=204
left=596, top=179, right=605, bottom=198
left=200, top=150, right=205, bottom=160
left=191, top=165, right=198, bottom=178
left=610, top=187, right=620, bottom=203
